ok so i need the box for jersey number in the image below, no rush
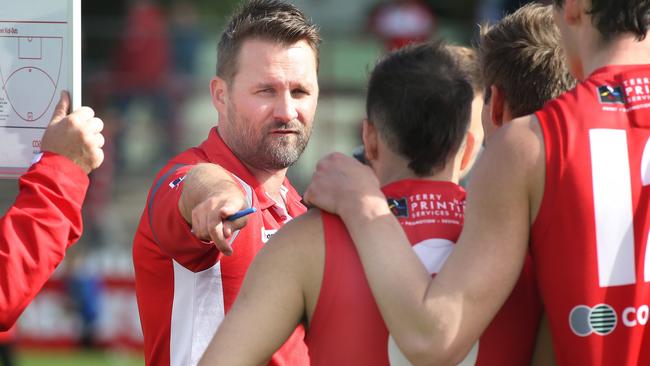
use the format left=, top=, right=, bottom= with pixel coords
left=590, top=129, right=650, bottom=287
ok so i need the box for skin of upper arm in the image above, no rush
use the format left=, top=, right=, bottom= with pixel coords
left=423, top=114, right=545, bottom=361
left=198, top=210, right=324, bottom=366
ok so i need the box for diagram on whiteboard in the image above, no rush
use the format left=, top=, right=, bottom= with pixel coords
left=0, top=35, right=63, bottom=124
left=0, top=20, right=68, bottom=129
left=0, top=0, right=79, bottom=178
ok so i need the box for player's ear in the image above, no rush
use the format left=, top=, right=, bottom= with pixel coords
left=210, top=76, right=228, bottom=113
left=362, top=119, right=378, bottom=162
left=563, top=0, right=582, bottom=25
left=460, top=132, right=475, bottom=173
left=489, top=85, right=505, bottom=127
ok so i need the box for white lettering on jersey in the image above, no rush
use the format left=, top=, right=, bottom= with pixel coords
left=261, top=227, right=277, bottom=244
left=623, top=305, right=650, bottom=327
left=590, top=131, right=650, bottom=286
left=641, top=138, right=650, bottom=283
left=589, top=129, right=635, bottom=287
left=641, top=137, right=650, bottom=186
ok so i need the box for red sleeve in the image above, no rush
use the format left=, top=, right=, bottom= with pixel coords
left=0, top=152, right=88, bottom=330
left=147, top=164, right=245, bottom=272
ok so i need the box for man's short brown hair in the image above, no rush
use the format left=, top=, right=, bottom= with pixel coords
left=448, top=45, right=485, bottom=95
left=217, top=0, right=321, bottom=82
left=480, top=3, right=576, bottom=117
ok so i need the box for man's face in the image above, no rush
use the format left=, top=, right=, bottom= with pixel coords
left=217, top=39, right=319, bottom=171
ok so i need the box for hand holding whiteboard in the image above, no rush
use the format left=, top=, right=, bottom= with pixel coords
left=40, top=91, right=104, bottom=174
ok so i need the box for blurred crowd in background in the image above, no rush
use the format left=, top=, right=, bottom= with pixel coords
left=0, top=0, right=546, bottom=363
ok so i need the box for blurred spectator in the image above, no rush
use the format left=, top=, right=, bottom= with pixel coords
left=0, top=325, right=16, bottom=366
left=82, top=71, right=119, bottom=250
left=112, top=0, right=169, bottom=95
left=367, top=0, right=436, bottom=51
left=169, top=0, right=202, bottom=80
left=62, top=247, right=102, bottom=349
left=167, top=0, right=204, bottom=148
left=110, top=0, right=174, bottom=170
left=67, top=274, right=101, bottom=349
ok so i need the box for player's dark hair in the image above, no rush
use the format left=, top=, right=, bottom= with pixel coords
left=553, top=0, right=650, bottom=41
left=217, top=0, right=321, bottom=81
left=366, top=41, right=473, bottom=177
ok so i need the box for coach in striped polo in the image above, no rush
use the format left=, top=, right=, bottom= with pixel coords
left=132, top=1, right=320, bottom=365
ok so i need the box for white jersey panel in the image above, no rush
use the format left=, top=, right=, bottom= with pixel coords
left=170, top=260, right=225, bottom=366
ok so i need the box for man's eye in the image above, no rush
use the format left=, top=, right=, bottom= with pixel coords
left=291, top=89, right=309, bottom=97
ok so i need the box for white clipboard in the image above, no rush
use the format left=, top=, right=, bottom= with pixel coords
left=0, top=0, right=81, bottom=178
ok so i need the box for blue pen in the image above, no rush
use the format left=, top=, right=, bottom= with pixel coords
left=226, top=207, right=257, bottom=221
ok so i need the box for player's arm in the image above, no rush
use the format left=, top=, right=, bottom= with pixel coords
left=0, top=154, right=88, bottom=330
left=199, top=210, right=324, bottom=365
left=0, top=93, right=103, bottom=330
left=305, top=116, right=544, bottom=365
left=531, top=313, right=556, bottom=366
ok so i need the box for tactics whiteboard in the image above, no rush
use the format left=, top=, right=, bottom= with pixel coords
left=0, top=0, right=80, bottom=178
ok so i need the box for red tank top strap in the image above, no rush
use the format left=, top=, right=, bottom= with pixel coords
left=306, top=212, right=350, bottom=349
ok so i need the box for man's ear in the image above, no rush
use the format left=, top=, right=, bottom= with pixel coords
left=362, top=119, right=378, bottom=163
left=489, top=84, right=505, bottom=127
left=210, top=76, right=228, bottom=113
left=563, top=0, right=582, bottom=26
left=460, top=132, right=475, bottom=173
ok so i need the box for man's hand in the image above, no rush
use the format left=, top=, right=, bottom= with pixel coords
left=40, top=91, right=105, bottom=174
left=178, top=163, right=250, bottom=256
left=189, top=194, right=249, bottom=256
left=304, top=152, right=385, bottom=219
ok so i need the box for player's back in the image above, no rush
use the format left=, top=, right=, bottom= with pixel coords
left=532, top=65, right=650, bottom=365
left=307, top=179, right=541, bottom=365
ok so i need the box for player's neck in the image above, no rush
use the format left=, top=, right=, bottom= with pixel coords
left=375, top=158, right=459, bottom=187
left=582, top=33, right=650, bottom=78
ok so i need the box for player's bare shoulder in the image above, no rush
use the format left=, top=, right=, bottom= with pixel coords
left=265, top=209, right=324, bottom=250
left=486, top=114, right=546, bottom=220
left=258, top=209, right=325, bottom=275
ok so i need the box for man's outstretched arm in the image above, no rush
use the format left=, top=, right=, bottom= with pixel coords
left=305, top=116, right=544, bottom=365
left=199, top=211, right=324, bottom=365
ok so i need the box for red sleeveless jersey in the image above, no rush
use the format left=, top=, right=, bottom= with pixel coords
left=307, top=180, right=541, bottom=365
left=532, top=65, right=650, bottom=365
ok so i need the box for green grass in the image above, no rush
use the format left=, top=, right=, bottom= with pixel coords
left=17, top=349, right=143, bottom=366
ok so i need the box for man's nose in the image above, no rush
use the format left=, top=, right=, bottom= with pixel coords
left=273, top=92, right=299, bottom=123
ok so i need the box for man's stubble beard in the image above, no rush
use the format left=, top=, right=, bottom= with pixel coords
left=222, top=105, right=312, bottom=171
